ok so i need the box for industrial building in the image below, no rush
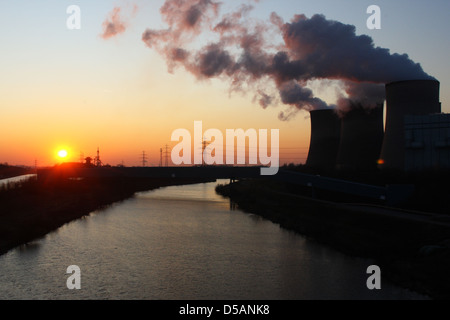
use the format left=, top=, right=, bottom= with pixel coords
left=306, top=79, right=444, bottom=172
left=336, top=104, right=384, bottom=171
left=306, top=105, right=384, bottom=171
left=305, top=109, right=341, bottom=170
left=404, top=113, right=450, bottom=171
left=379, top=80, right=441, bottom=170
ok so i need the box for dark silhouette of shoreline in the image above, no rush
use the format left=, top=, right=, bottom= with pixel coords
left=0, top=175, right=213, bottom=256
left=0, top=164, right=33, bottom=180
left=215, top=174, right=450, bottom=300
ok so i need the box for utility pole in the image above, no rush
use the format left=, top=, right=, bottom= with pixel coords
left=160, top=148, right=163, bottom=167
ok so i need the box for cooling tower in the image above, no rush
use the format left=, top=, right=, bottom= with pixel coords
left=306, top=109, right=341, bottom=169
left=379, top=80, right=441, bottom=170
left=336, top=105, right=384, bottom=171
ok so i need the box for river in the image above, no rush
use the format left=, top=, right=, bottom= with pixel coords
left=0, top=180, right=427, bottom=299
left=0, top=174, right=36, bottom=188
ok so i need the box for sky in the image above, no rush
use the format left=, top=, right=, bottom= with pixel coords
left=0, top=0, right=449, bottom=167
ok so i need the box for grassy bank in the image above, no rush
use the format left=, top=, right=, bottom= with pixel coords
left=0, top=176, right=213, bottom=256
left=216, top=179, right=450, bottom=300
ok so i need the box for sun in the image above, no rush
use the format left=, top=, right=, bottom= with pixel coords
left=58, top=150, right=68, bottom=158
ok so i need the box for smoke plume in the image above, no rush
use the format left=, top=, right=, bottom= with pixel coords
left=139, top=1, right=435, bottom=119
left=101, top=7, right=127, bottom=39
left=101, top=4, right=138, bottom=40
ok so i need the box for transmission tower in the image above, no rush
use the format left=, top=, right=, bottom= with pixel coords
left=94, top=147, right=102, bottom=167
left=202, top=137, right=207, bottom=166
left=160, top=148, right=163, bottom=167
left=164, top=144, right=170, bottom=167
left=141, top=151, right=148, bottom=167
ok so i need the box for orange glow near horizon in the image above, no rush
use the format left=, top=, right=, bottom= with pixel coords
left=0, top=113, right=312, bottom=167
left=0, top=65, right=313, bottom=167
left=0, top=18, right=311, bottom=168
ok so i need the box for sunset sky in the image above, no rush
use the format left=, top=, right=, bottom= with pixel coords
left=0, top=0, right=448, bottom=167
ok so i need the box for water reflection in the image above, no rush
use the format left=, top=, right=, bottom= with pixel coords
left=0, top=180, right=429, bottom=300
left=18, top=242, right=41, bottom=254
left=0, top=174, right=36, bottom=188
left=229, top=199, right=237, bottom=211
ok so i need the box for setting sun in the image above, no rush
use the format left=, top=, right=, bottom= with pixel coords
left=58, top=150, right=68, bottom=158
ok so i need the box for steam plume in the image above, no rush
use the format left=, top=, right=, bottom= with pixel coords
left=101, top=4, right=138, bottom=40
left=140, top=1, right=435, bottom=119
left=101, top=7, right=127, bottom=39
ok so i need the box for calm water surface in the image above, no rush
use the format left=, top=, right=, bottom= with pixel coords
left=0, top=174, right=36, bottom=187
left=0, top=180, right=428, bottom=299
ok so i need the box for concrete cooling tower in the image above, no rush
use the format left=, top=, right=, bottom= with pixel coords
left=379, top=80, right=441, bottom=170
left=306, top=109, right=341, bottom=169
left=336, top=105, right=384, bottom=171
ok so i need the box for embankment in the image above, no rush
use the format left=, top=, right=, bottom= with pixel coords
left=0, top=165, right=33, bottom=180
left=0, top=176, right=213, bottom=256
left=216, top=179, right=450, bottom=300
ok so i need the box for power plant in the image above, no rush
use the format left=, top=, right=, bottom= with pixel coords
left=336, top=104, right=384, bottom=171
left=306, top=79, right=445, bottom=172
left=306, top=109, right=341, bottom=170
left=379, top=80, right=441, bottom=170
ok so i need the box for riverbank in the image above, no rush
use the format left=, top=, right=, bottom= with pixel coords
left=0, top=176, right=213, bottom=256
left=215, top=179, right=450, bottom=300
left=0, top=164, right=33, bottom=180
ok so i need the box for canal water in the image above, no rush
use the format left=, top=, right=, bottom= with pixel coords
left=0, top=174, right=36, bottom=188
left=0, top=180, right=427, bottom=299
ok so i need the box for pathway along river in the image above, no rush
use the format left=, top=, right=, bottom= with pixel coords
left=0, top=180, right=427, bottom=299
